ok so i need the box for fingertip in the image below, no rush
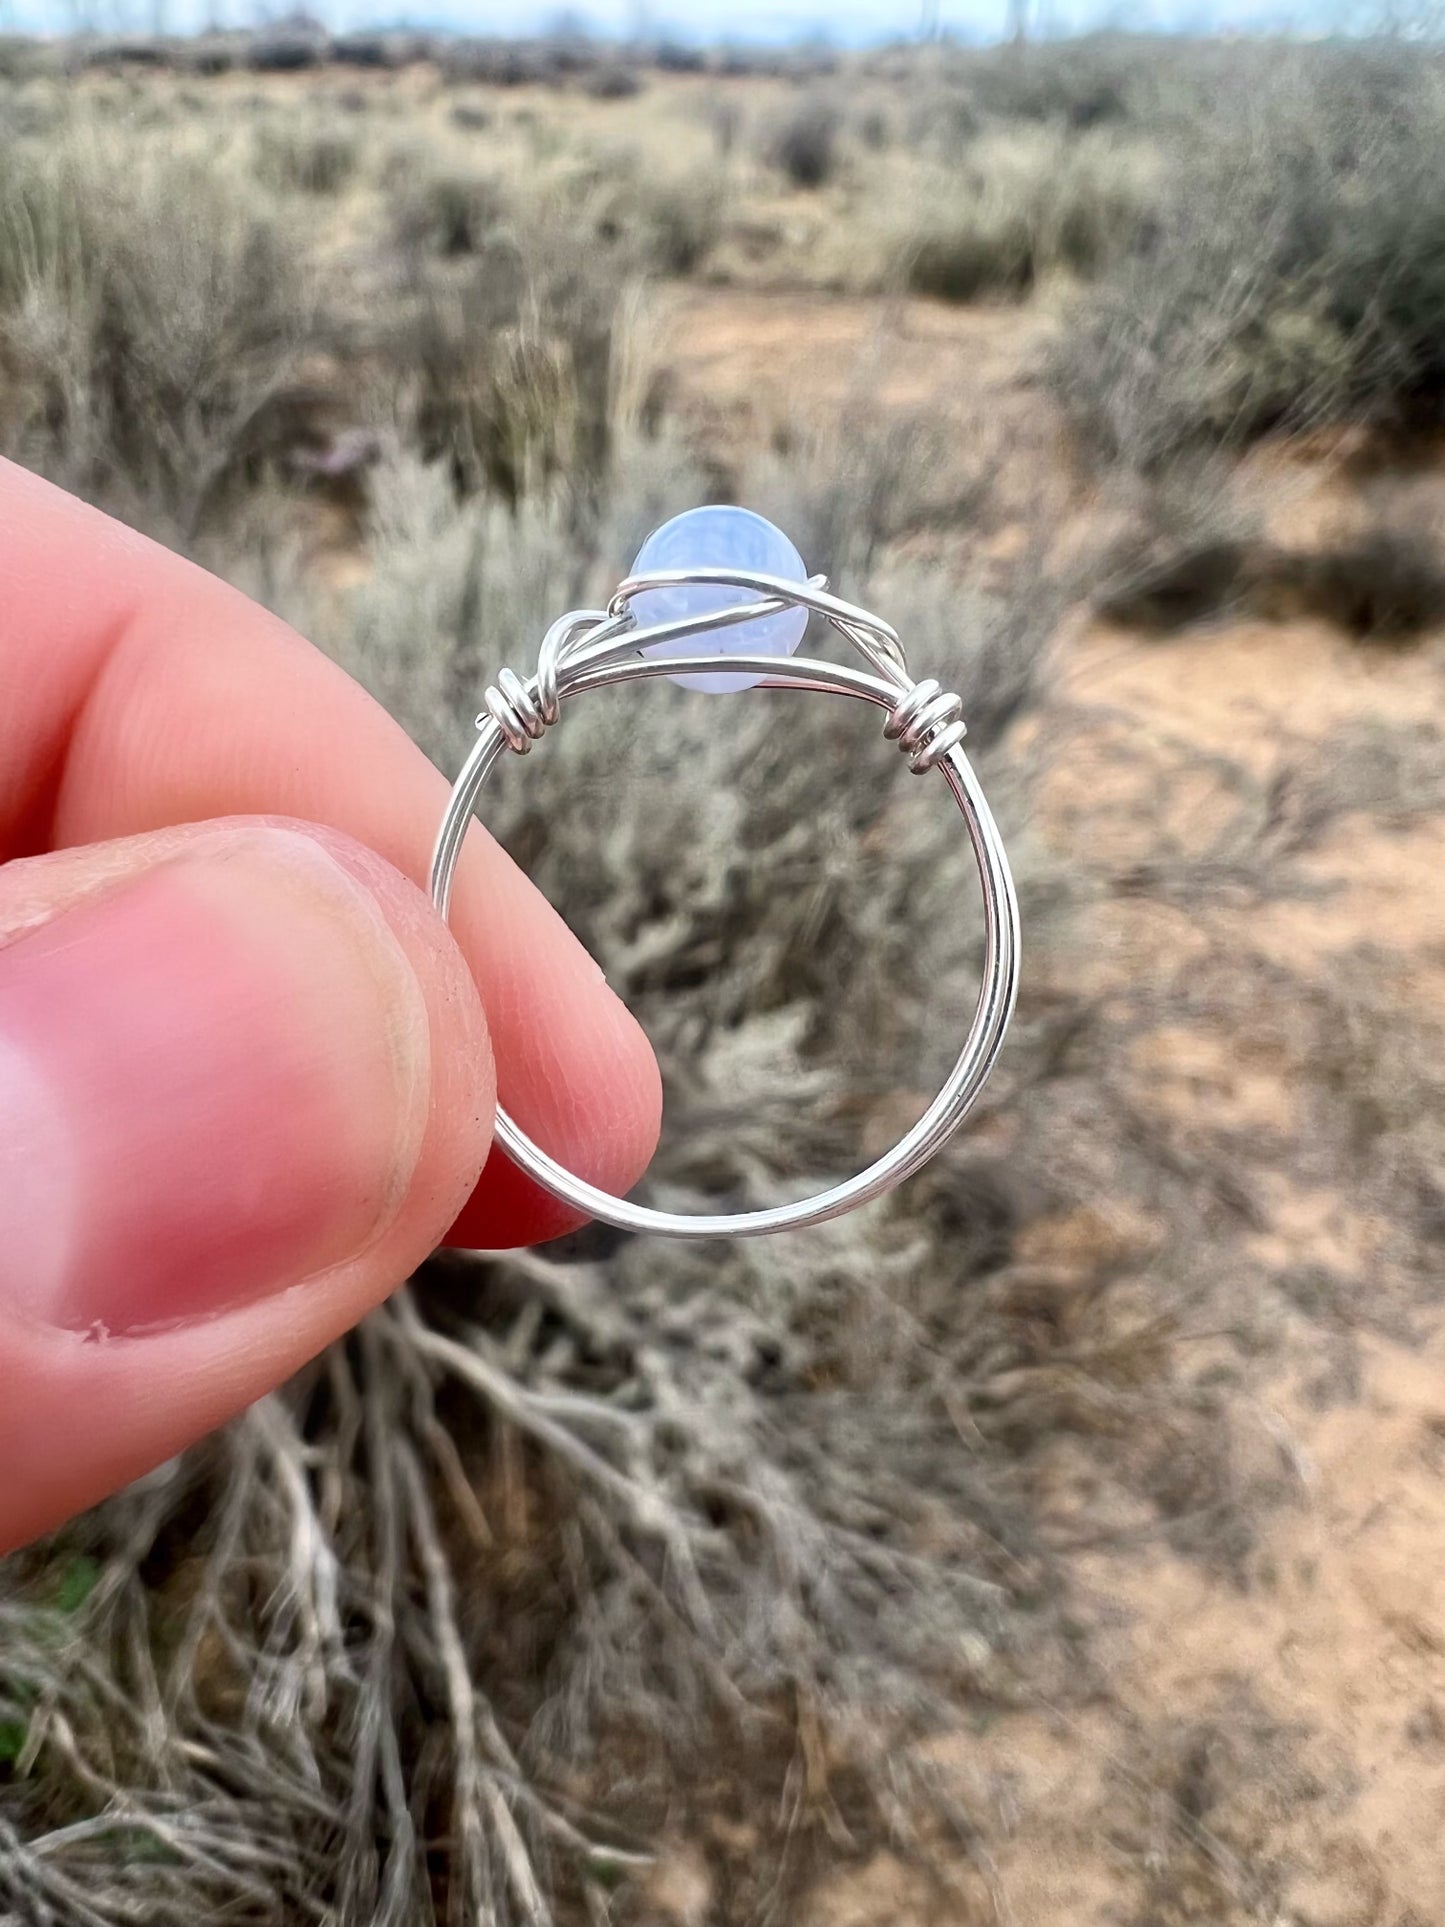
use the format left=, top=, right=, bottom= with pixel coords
left=0, top=816, right=496, bottom=1550
left=445, top=982, right=663, bottom=1249
left=440, top=822, right=662, bottom=1247
left=300, top=821, right=499, bottom=1250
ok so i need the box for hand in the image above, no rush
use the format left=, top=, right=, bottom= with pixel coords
left=0, top=461, right=661, bottom=1554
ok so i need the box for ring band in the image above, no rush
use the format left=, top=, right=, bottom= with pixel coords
left=430, top=564, right=1020, bottom=1239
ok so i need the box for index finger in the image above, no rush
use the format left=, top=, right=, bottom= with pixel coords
left=0, top=460, right=661, bottom=1246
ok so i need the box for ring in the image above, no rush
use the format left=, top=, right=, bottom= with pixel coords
left=430, top=505, right=1020, bottom=1240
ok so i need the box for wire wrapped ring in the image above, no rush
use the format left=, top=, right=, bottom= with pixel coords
left=430, top=562, right=1020, bottom=1239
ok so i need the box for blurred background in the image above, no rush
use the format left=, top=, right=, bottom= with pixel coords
left=1, top=12, right=1443, bottom=1925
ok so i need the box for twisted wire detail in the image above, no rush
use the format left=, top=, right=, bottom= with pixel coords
left=884, top=677, right=967, bottom=774
left=480, top=666, right=550, bottom=754
left=431, top=556, right=1019, bottom=1239
left=476, top=571, right=967, bottom=777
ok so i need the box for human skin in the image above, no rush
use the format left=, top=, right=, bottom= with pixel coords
left=0, top=459, right=662, bottom=1553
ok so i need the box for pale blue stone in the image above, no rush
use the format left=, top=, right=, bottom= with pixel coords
left=630, top=505, right=809, bottom=693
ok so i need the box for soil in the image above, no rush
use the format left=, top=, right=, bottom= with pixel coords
left=659, top=290, right=1445, bottom=1926
left=975, top=609, right=1445, bottom=1924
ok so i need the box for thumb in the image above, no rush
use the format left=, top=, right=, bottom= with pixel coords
left=0, top=818, right=495, bottom=1552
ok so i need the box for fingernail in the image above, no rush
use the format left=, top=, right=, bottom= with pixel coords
left=0, top=829, right=430, bottom=1333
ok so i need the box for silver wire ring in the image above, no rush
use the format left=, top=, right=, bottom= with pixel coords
left=430, top=565, right=1021, bottom=1240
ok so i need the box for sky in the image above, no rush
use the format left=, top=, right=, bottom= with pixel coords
left=2, top=0, right=1336, bottom=49
left=429, top=1, right=1289, bottom=34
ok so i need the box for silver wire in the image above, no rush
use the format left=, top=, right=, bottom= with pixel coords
left=430, top=565, right=1021, bottom=1239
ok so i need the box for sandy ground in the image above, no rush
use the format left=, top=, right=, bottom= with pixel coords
left=661, top=290, right=1445, bottom=1926
left=973, top=615, right=1445, bottom=1927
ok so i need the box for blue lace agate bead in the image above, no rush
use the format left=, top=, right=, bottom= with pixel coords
left=629, top=505, right=809, bottom=693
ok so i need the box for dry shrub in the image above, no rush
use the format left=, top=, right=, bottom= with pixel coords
left=763, top=90, right=841, bottom=190
left=1098, top=537, right=1252, bottom=632
left=583, top=64, right=643, bottom=100
left=389, top=163, right=511, bottom=258
left=0, top=35, right=55, bottom=80
left=252, top=118, right=360, bottom=196
left=0, top=130, right=322, bottom=538
left=368, top=140, right=669, bottom=507
left=1254, top=519, right=1445, bottom=644
left=0, top=418, right=1100, bottom=1924
left=335, top=451, right=584, bottom=770
left=176, top=35, right=241, bottom=75
left=652, top=40, right=706, bottom=76
left=1050, top=44, right=1445, bottom=469
left=331, top=32, right=409, bottom=69
left=246, top=31, right=325, bottom=73
left=899, top=129, right=1157, bottom=303
left=389, top=243, right=649, bottom=505
left=1091, top=459, right=1262, bottom=631
left=745, top=407, right=1006, bottom=582
left=390, top=139, right=722, bottom=284
left=964, top=34, right=1147, bottom=129
left=703, top=91, right=743, bottom=158
left=588, top=156, right=726, bottom=277
left=448, top=95, right=492, bottom=132
left=439, top=36, right=578, bottom=88
left=1096, top=468, right=1445, bottom=644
